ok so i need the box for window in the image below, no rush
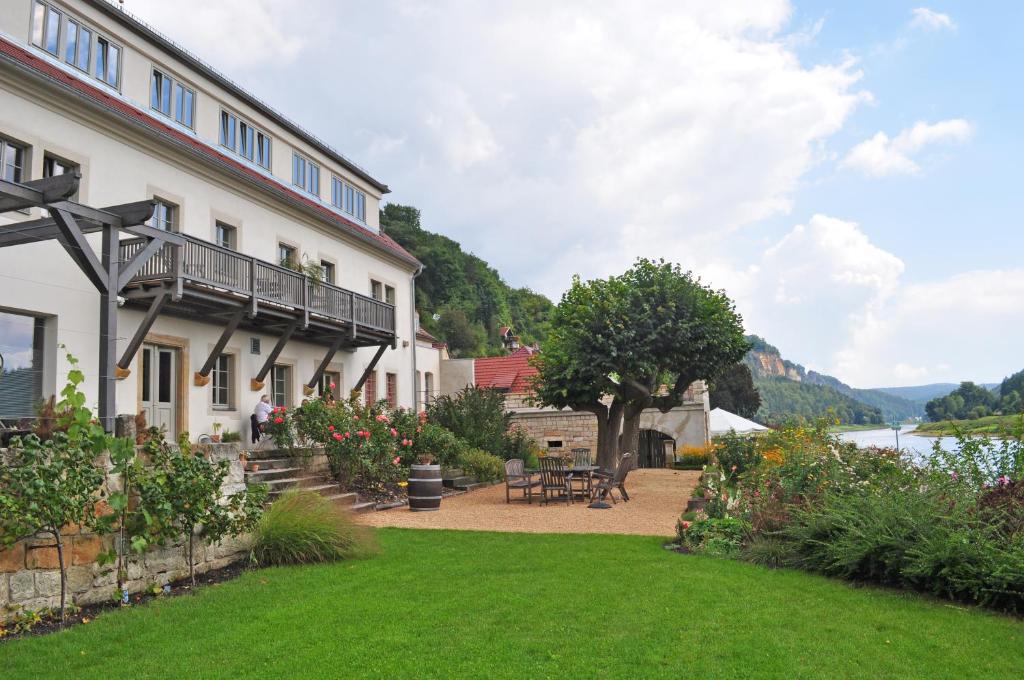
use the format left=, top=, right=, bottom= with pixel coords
left=271, top=365, right=291, bottom=408
left=370, top=279, right=383, bottom=301
left=292, top=153, right=319, bottom=195
left=320, top=260, right=335, bottom=284
left=318, top=370, right=341, bottom=397
left=148, top=199, right=176, bottom=232
left=215, top=222, right=236, bottom=250
left=0, top=310, right=46, bottom=421
left=364, top=370, right=377, bottom=406
left=239, top=121, right=255, bottom=160
left=385, top=285, right=396, bottom=306
left=278, top=243, right=296, bottom=268
left=32, top=1, right=62, bottom=56
left=211, top=354, right=233, bottom=409
left=151, top=70, right=194, bottom=128
left=331, top=177, right=368, bottom=221
left=64, top=19, right=91, bottom=72
left=250, top=337, right=261, bottom=355
left=1, top=138, right=26, bottom=183
left=95, top=36, right=120, bottom=88
left=257, top=132, right=271, bottom=169
left=219, top=111, right=237, bottom=151
left=386, top=372, right=398, bottom=408
left=424, top=372, right=435, bottom=404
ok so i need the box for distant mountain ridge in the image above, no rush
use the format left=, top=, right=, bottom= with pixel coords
left=743, top=336, right=922, bottom=423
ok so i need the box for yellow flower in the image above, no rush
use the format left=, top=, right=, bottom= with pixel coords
left=398, top=481, right=408, bottom=488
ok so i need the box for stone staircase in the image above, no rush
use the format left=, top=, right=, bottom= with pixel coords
left=442, top=467, right=488, bottom=492
left=242, top=447, right=375, bottom=512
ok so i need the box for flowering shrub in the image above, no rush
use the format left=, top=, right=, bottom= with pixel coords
left=675, top=444, right=711, bottom=469
left=676, top=419, right=1024, bottom=613
left=263, top=406, right=295, bottom=450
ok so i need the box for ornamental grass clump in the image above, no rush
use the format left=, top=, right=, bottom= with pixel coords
left=251, top=490, right=377, bottom=566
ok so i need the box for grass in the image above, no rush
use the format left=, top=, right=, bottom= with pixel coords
left=914, top=414, right=1024, bottom=437
left=2, top=529, right=1023, bottom=678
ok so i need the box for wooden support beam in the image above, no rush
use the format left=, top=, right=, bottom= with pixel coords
left=194, top=308, right=246, bottom=386
left=0, top=174, right=80, bottom=212
left=251, top=321, right=298, bottom=391
left=50, top=208, right=107, bottom=292
left=353, top=343, right=389, bottom=392
left=0, top=201, right=169, bottom=248
left=304, top=335, right=345, bottom=396
left=98, top=225, right=118, bottom=433
left=116, top=288, right=171, bottom=374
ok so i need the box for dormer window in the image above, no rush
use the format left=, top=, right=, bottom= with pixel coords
left=151, top=69, right=195, bottom=129
left=220, top=110, right=271, bottom=169
left=292, top=153, right=320, bottom=196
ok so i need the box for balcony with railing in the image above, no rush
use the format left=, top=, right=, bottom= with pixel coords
left=118, top=233, right=396, bottom=345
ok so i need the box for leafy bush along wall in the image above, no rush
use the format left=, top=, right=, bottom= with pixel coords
left=0, top=442, right=253, bottom=623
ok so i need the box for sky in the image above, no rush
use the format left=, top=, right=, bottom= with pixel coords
left=123, top=0, right=1024, bottom=388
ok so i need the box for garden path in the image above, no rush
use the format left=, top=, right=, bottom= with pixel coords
left=357, top=468, right=699, bottom=536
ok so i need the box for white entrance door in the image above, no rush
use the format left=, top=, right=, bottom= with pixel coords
left=141, top=344, right=177, bottom=438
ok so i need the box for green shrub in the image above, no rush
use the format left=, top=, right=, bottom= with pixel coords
left=428, top=386, right=511, bottom=456
left=414, top=422, right=467, bottom=469
left=251, top=490, right=376, bottom=566
left=712, top=431, right=761, bottom=477
left=503, top=425, right=539, bottom=462
left=744, top=535, right=796, bottom=568
left=459, top=448, right=505, bottom=483
left=677, top=516, right=749, bottom=558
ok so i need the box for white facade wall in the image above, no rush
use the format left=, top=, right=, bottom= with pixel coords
left=0, top=0, right=429, bottom=439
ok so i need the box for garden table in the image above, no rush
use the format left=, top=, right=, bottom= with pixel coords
left=526, top=464, right=599, bottom=500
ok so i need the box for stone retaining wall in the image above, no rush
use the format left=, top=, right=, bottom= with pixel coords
left=1, top=442, right=250, bottom=621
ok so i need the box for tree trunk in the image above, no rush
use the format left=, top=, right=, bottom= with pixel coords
left=591, top=401, right=624, bottom=471
left=54, top=528, right=67, bottom=622
left=620, top=409, right=642, bottom=460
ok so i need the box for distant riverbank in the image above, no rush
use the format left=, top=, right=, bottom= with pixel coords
left=915, top=414, right=1024, bottom=437
left=830, top=423, right=900, bottom=433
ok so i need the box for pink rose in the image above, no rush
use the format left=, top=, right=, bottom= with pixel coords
left=681, top=521, right=691, bottom=530
left=329, top=382, right=336, bottom=389
left=393, top=456, right=401, bottom=466
left=333, top=433, right=343, bottom=441
left=390, top=428, right=398, bottom=437
left=328, top=425, right=335, bottom=432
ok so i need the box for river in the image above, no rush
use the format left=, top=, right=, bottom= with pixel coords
left=837, top=424, right=960, bottom=459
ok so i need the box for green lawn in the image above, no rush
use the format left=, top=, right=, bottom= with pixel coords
left=2, top=529, right=1022, bottom=678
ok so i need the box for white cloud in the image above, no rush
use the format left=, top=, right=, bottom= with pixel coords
left=841, top=119, right=972, bottom=177
left=125, top=0, right=867, bottom=298
left=910, top=8, right=956, bottom=32
left=726, top=215, right=1021, bottom=387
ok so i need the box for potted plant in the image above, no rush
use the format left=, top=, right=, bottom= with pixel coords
left=686, top=486, right=708, bottom=512
left=408, top=453, right=442, bottom=512
left=211, top=421, right=223, bottom=443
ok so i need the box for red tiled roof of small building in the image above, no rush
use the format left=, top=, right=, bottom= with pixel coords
left=473, top=347, right=538, bottom=393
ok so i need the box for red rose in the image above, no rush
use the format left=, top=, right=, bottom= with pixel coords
left=328, top=425, right=335, bottom=432
left=274, top=417, right=284, bottom=424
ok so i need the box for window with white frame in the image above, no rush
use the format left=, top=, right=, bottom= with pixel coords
left=64, top=18, right=91, bottom=72
left=43, top=153, right=78, bottom=200
left=1, top=138, right=27, bottom=183
left=370, top=279, right=383, bottom=301
left=320, top=260, right=335, bottom=284
left=212, top=354, right=233, bottom=409
left=95, top=35, right=120, bottom=88
left=318, top=369, right=341, bottom=397
left=292, top=153, right=319, bottom=196
left=220, top=110, right=271, bottom=169
left=424, top=372, right=435, bottom=404
left=151, top=69, right=195, bottom=129
left=271, top=364, right=291, bottom=407
left=278, top=242, right=296, bottom=268
left=331, top=176, right=367, bottom=221
left=31, top=2, right=120, bottom=89
left=385, top=285, right=396, bottom=306
left=215, top=222, right=236, bottom=250
left=148, top=199, right=177, bottom=232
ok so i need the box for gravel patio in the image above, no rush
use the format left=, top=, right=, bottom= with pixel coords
left=357, top=468, right=700, bottom=536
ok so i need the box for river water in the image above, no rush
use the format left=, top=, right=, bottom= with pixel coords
left=837, top=424, right=960, bottom=459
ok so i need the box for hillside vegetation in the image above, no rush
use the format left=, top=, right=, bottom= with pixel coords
left=915, top=414, right=1024, bottom=437
left=381, top=205, right=554, bottom=357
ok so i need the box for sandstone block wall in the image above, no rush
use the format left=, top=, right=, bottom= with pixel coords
left=1, top=442, right=250, bottom=621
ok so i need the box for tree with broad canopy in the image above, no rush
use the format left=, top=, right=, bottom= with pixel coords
left=530, top=259, right=748, bottom=470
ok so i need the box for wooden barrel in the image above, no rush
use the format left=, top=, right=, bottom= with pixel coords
left=408, top=463, right=442, bottom=512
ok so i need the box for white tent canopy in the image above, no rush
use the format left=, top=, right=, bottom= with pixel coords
left=709, top=408, right=769, bottom=436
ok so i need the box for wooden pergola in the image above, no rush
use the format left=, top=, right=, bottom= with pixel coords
left=0, top=173, right=396, bottom=433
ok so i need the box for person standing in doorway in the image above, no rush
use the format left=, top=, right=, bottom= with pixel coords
left=251, top=394, right=274, bottom=443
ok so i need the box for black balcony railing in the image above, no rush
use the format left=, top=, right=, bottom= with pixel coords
left=119, top=234, right=396, bottom=334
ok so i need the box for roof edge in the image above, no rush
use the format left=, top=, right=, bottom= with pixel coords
left=85, top=0, right=390, bottom=194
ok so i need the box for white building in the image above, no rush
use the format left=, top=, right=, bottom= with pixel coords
left=0, top=0, right=441, bottom=440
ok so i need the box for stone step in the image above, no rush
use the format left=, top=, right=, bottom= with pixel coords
left=259, top=475, right=328, bottom=495
left=441, top=468, right=465, bottom=480
left=443, top=475, right=477, bottom=488
left=323, top=491, right=358, bottom=506
left=453, top=481, right=489, bottom=492
left=244, top=457, right=293, bottom=472
left=245, top=466, right=303, bottom=482
left=350, top=501, right=376, bottom=513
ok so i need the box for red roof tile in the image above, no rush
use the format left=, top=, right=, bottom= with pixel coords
left=0, top=37, right=418, bottom=267
left=473, top=348, right=538, bottom=394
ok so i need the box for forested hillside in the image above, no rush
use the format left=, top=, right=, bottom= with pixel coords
left=381, top=205, right=554, bottom=357
left=755, top=377, right=884, bottom=426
